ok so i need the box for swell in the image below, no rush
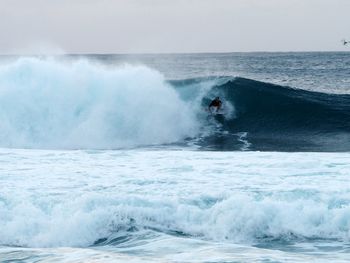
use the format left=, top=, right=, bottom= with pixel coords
left=214, top=77, right=350, bottom=132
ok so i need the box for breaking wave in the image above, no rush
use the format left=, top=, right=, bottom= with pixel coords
left=172, top=76, right=350, bottom=151
left=2, top=193, right=350, bottom=248
left=0, top=57, right=349, bottom=151
left=0, top=58, right=198, bottom=149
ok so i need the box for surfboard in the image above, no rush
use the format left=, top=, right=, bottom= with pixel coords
left=213, top=113, right=225, bottom=122
left=210, top=109, right=225, bottom=116
left=207, top=109, right=226, bottom=122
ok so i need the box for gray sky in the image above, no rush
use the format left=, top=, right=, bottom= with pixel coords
left=1, top=0, right=349, bottom=54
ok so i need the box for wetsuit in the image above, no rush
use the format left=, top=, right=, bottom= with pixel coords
left=209, top=99, right=222, bottom=110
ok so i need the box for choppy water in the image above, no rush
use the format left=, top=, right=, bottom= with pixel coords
left=0, top=53, right=349, bottom=262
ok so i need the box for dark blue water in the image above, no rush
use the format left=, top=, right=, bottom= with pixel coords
left=173, top=76, right=350, bottom=151
left=83, top=52, right=350, bottom=152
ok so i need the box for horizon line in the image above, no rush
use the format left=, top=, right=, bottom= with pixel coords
left=0, top=50, right=349, bottom=56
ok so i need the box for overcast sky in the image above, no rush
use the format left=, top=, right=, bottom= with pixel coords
left=1, top=0, right=349, bottom=54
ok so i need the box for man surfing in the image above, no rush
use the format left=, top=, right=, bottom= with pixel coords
left=208, top=97, right=222, bottom=113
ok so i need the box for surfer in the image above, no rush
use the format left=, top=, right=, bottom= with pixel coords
left=208, top=97, right=222, bottom=113
left=342, top=40, right=349, bottom=45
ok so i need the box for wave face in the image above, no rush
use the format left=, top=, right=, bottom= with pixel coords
left=172, top=77, right=350, bottom=151
left=0, top=58, right=198, bottom=149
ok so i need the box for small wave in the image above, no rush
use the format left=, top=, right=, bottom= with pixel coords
left=1, top=193, right=350, bottom=248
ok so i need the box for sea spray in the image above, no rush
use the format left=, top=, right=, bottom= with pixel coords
left=0, top=58, right=199, bottom=149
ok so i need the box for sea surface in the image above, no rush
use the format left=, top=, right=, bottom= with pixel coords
left=0, top=52, right=350, bottom=262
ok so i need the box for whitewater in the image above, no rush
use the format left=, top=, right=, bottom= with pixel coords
left=0, top=58, right=198, bottom=149
left=0, top=53, right=350, bottom=262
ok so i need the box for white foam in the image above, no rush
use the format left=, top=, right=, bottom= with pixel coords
left=0, top=58, right=199, bottom=149
left=1, top=150, right=350, bottom=248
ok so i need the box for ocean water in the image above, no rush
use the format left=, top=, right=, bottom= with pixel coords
left=0, top=53, right=349, bottom=262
